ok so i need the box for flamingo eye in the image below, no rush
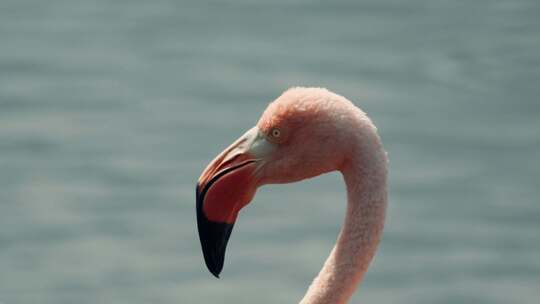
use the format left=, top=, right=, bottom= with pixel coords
left=271, top=128, right=281, bottom=138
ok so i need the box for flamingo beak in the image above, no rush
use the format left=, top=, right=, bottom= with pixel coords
left=196, top=127, right=274, bottom=277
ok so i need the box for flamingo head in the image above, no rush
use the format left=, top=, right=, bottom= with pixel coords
left=196, top=87, right=361, bottom=277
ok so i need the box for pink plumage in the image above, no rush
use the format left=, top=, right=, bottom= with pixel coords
left=196, top=87, right=388, bottom=303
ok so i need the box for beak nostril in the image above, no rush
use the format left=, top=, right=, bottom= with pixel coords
left=218, top=153, right=241, bottom=170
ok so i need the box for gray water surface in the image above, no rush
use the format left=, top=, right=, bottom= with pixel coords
left=1, top=0, right=539, bottom=303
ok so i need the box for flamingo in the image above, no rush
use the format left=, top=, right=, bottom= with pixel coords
left=196, top=87, right=388, bottom=304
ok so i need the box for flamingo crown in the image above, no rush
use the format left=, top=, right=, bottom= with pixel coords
left=197, top=87, right=388, bottom=304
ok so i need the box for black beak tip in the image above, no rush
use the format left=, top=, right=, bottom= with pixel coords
left=196, top=183, right=235, bottom=278
left=210, top=267, right=221, bottom=279
left=201, top=239, right=226, bottom=278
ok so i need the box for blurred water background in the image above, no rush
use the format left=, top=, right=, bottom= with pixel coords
left=1, top=0, right=539, bottom=303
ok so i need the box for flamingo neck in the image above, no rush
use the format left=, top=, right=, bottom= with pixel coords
left=300, top=132, right=388, bottom=304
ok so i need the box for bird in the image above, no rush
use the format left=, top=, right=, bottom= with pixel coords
left=196, top=87, right=388, bottom=304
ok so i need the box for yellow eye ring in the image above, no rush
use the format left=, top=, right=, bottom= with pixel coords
left=271, top=128, right=281, bottom=138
